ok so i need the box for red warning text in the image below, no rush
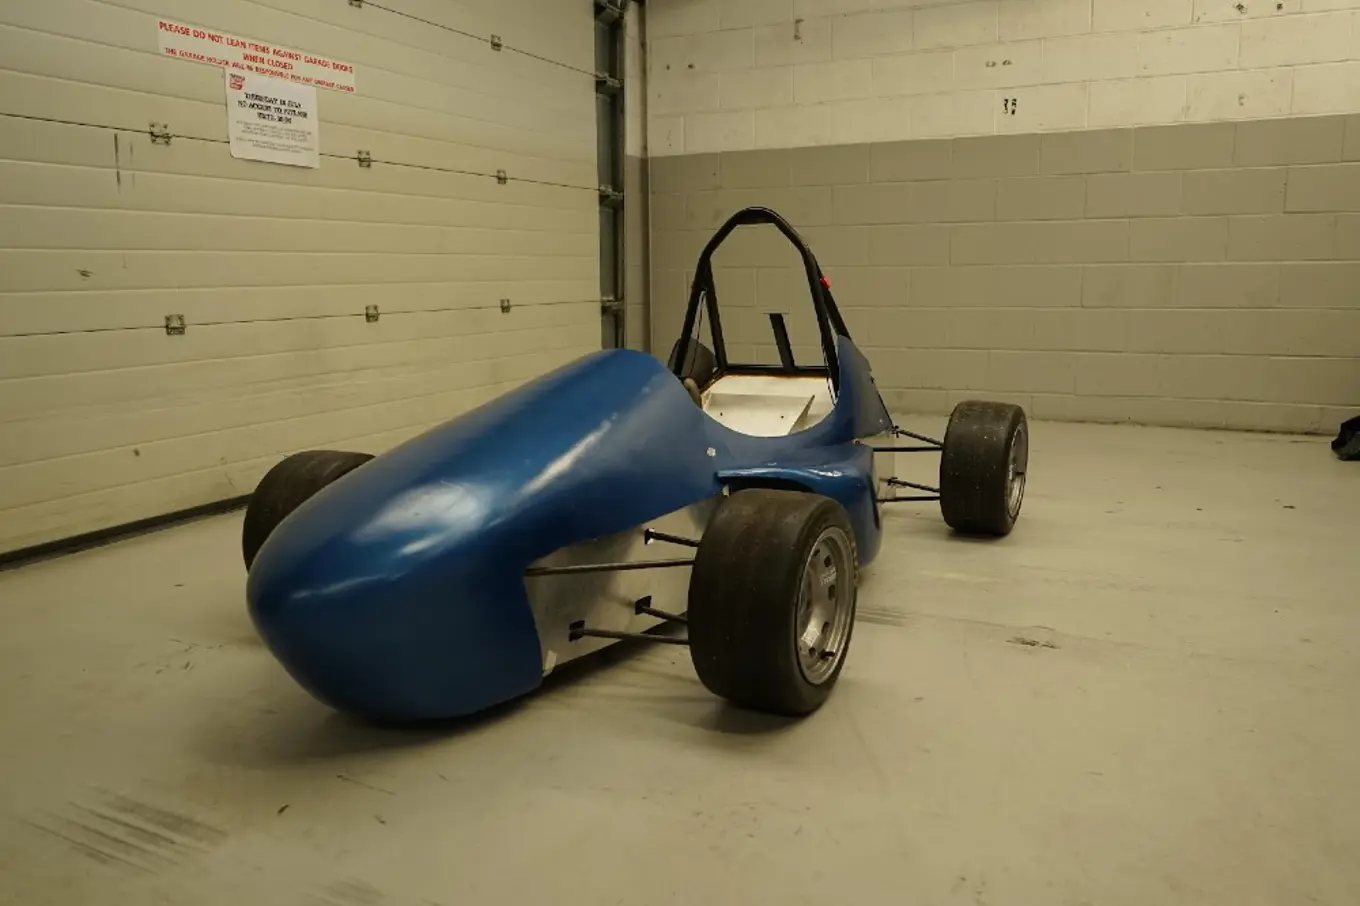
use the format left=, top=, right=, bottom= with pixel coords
left=157, top=19, right=356, bottom=93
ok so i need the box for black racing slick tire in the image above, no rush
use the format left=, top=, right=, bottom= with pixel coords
left=241, top=450, right=374, bottom=570
left=688, top=489, right=859, bottom=716
left=938, top=400, right=1028, bottom=537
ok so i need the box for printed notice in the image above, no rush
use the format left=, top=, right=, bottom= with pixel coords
left=225, top=71, right=320, bottom=168
left=158, top=19, right=356, bottom=93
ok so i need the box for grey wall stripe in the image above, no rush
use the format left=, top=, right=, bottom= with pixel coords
left=649, top=115, right=1360, bottom=435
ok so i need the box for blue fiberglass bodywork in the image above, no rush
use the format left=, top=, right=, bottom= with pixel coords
left=246, top=336, right=892, bottom=721
left=245, top=206, right=900, bottom=721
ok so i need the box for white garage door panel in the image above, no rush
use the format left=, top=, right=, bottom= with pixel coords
left=2, top=324, right=592, bottom=466
left=0, top=343, right=590, bottom=505
left=0, top=27, right=593, bottom=172
left=0, top=248, right=598, bottom=295
left=0, top=109, right=595, bottom=206
left=0, top=381, right=521, bottom=554
left=0, top=347, right=595, bottom=551
left=1, top=315, right=595, bottom=426
left=0, top=160, right=589, bottom=238
left=0, top=299, right=598, bottom=380
left=3, top=0, right=591, bottom=145
left=0, top=206, right=597, bottom=259
left=379, top=0, right=596, bottom=75
left=0, top=364, right=573, bottom=522
left=313, top=123, right=594, bottom=189
left=1, top=277, right=599, bottom=336
left=0, top=340, right=591, bottom=512
left=0, top=0, right=598, bottom=553
left=323, top=91, right=591, bottom=167
left=0, top=69, right=592, bottom=189
left=257, top=0, right=588, bottom=111
left=106, top=0, right=590, bottom=115
left=0, top=29, right=588, bottom=164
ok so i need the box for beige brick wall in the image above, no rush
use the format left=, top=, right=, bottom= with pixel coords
left=649, top=115, right=1360, bottom=433
left=648, top=0, right=1360, bottom=157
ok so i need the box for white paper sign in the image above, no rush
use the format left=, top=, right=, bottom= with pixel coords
left=158, top=18, right=356, bottom=93
left=225, top=70, right=320, bottom=169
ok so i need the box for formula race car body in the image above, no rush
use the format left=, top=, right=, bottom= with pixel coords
left=244, top=208, right=1029, bottom=722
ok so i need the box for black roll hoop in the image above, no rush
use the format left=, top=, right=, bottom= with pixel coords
left=671, top=206, right=853, bottom=393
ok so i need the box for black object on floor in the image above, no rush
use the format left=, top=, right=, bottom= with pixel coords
left=1333, top=416, right=1360, bottom=461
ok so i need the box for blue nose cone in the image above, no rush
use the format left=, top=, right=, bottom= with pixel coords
left=245, top=469, right=547, bottom=720
left=245, top=349, right=722, bottom=720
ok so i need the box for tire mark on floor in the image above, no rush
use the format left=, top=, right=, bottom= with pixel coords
left=856, top=604, right=910, bottom=627
left=23, top=789, right=226, bottom=875
left=306, top=877, right=387, bottom=905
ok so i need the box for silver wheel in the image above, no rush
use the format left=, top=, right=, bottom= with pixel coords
left=689, top=490, right=859, bottom=715
left=795, top=526, right=855, bottom=685
left=1006, top=422, right=1028, bottom=520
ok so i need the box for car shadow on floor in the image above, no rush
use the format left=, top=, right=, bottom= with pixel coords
left=199, top=621, right=803, bottom=768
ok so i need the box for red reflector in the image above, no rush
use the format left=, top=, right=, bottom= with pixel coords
left=819, top=275, right=831, bottom=289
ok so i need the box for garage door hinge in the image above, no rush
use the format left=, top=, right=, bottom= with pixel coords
left=149, top=123, right=172, bottom=145
left=365, top=304, right=379, bottom=322
left=598, top=185, right=623, bottom=207
left=595, top=73, right=622, bottom=95
left=500, top=298, right=512, bottom=313
left=496, top=169, right=508, bottom=185
left=601, top=295, right=623, bottom=313
left=164, top=314, right=186, bottom=335
left=356, top=150, right=372, bottom=168
left=490, top=34, right=503, bottom=51
left=595, top=0, right=627, bottom=24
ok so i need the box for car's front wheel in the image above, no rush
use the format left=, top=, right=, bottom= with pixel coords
left=687, top=489, right=858, bottom=716
left=242, top=450, right=374, bottom=569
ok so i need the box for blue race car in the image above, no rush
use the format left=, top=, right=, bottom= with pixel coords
left=242, top=208, right=1030, bottom=722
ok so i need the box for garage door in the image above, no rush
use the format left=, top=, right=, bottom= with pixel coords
left=0, top=0, right=600, bottom=555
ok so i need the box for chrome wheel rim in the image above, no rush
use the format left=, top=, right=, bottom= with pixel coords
left=795, top=527, right=855, bottom=685
left=1007, top=422, right=1028, bottom=519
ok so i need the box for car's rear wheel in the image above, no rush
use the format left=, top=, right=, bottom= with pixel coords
left=938, top=400, right=1028, bottom=536
left=242, top=450, right=374, bottom=569
left=687, top=489, right=858, bottom=716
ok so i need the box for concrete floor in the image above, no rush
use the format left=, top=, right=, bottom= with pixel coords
left=1, top=420, right=1357, bottom=906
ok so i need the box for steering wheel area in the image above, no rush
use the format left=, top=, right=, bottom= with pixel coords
left=668, top=337, right=717, bottom=407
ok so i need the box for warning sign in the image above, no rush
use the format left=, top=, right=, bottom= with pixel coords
left=225, top=70, right=320, bottom=168
left=157, top=19, right=356, bottom=93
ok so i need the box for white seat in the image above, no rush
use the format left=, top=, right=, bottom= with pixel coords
left=705, top=391, right=815, bottom=437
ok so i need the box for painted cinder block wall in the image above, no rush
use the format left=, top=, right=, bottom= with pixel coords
left=645, top=0, right=1360, bottom=432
